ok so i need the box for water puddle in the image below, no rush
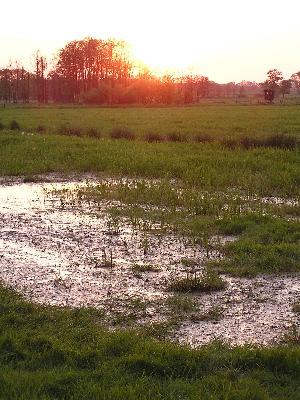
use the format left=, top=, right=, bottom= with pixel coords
left=0, top=177, right=299, bottom=346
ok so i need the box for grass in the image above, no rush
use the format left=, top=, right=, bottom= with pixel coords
left=292, top=303, right=300, bottom=313
left=0, top=104, right=300, bottom=398
left=215, top=215, right=300, bottom=276
left=190, top=306, right=224, bottom=322
left=1, top=104, right=300, bottom=139
left=131, top=263, right=160, bottom=274
left=110, top=126, right=136, bottom=140
left=166, top=295, right=198, bottom=313
left=144, top=132, right=165, bottom=142
left=0, top=132, right=298, bottom=198
left=86, top=127, right=101, bottom=138
left=167, top=270, right=226, bottom=293
left=58, top=180, right=300, bottom=277
left=1, top=284, right=300, bottom=400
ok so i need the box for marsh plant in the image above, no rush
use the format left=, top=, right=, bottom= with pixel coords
left=140, top=235, right=151, bottom=255
left=96, top=248, right=114, bottom=269
left=106, top=214, right=121, bottom=236
left=190, top=306, right=224, bottom=322
left=167, top=269, right=226, bottom=293
left=131, top=263, right=160, bottom=274
left=166, top=294, right=198, bottom=314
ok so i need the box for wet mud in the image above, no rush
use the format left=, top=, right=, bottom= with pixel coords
left=0, top=176, right=299, bottom=346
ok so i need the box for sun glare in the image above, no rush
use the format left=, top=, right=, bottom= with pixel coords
left=131, top=40, right=196, bottom=75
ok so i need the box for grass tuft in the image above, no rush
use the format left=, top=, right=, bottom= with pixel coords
left=131, top=264, right=160, bottom=274
left=190, top=306, right=224, bottom=322
left=167, top=270, right=226, bottom=293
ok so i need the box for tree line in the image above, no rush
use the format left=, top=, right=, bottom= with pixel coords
left=0, top=37, right=299, bottom=105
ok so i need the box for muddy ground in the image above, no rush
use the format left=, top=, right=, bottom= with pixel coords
left=0, top=175, right=299, bottom=346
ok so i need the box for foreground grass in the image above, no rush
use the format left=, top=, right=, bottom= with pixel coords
left=0, top=285, right=299, bottom=400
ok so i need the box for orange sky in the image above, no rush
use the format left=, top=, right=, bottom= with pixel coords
left=1, top=0, right=299, bottom=82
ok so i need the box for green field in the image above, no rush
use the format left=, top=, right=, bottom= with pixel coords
left=1, top=104, right=300, bottom=139
left=0, top=105, right=299, bottom=399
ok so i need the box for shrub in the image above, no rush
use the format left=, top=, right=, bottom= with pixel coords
left=144, top=132, right=165, bottom=143
left=58, top=125, right=69, bottom=135
left=220, top=138, right=238, bottom=149
left=0, top=122, right=5, bottom=130
left=110, top=127, right=135, bottom=140
left=238, top=134, right=298, bottom=150
left=166, top=132, right=187, bottom=142
left=194, top=134, right=213, bottom=143
left=86, top=128, right=101, bottom=139
left=240, top=136, right=259, bottom=149
left=10, top=120, right=20, bottom=130
left=58, top=126, right=83, bottom=137
left=68, top=127, right=83, bottom=137
left=36, top=125, right=46, bottom=134
left=263, top=133, right=298, bottom=150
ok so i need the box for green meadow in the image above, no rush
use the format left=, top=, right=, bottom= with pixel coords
left=1, top=104, right=300, bottom=138
left=0, top=104, right=299, bottom=399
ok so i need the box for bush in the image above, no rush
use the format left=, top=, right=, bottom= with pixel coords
left=239, top=134, right=298, bottom=150
left=110, top=127, right=135, bottom=140
left=144, top=132, right=165, bottom=143
left=194, top=134, right=213, bottom=143
left=10, top=120, right=20, bottom=130
left=86, top=128, right=101, bottom=139
left=239, top=136, right=259, bottom=149
left=263, top=133, right=298, bottom=150
left=221, top=138, right=238, bottom=149
left=36, top=125, right=46, bottom=134
left=0, top=122, right=5, bottom=130
left=166, top=132, right=187, bottom=142
left=58, top=126, right=83, bottom=137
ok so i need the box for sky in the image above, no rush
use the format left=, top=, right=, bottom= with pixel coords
left=0, top=0, right=300, bottom=83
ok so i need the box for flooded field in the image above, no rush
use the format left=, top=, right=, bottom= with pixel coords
left=0, top=176, right=299, bottom=346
